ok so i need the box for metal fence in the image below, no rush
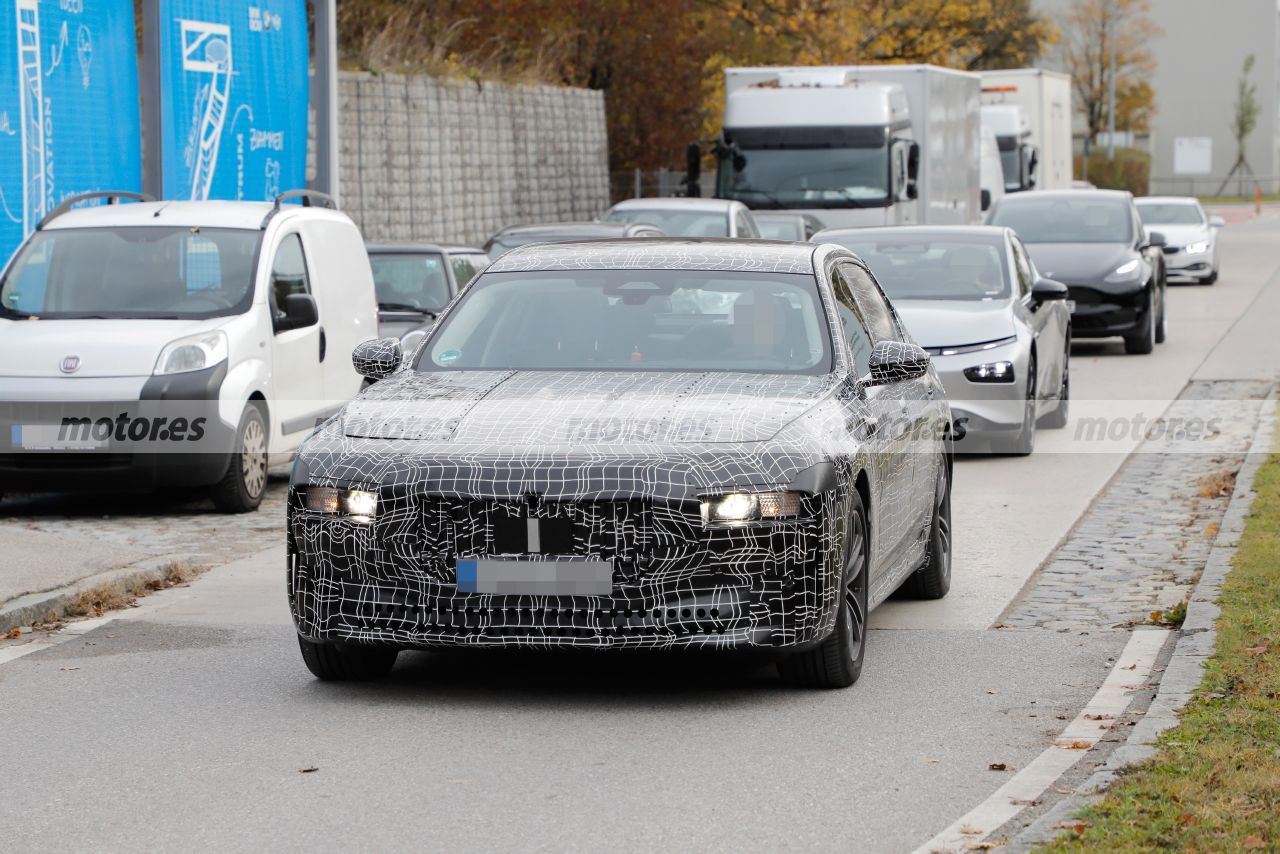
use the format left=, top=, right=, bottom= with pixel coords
left=1148, top=175, right=1280, bottom=198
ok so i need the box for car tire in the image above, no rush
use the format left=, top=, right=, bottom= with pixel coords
left=298, top=636, right=399, bottom=681
left=1124, top=291, right=1156, bottom=355
left=899, top=464, right=952, bottom=600
left=211, top=403, right=269, bottom=514
left=1201, top=269, right=1218, bottom=285
left=1155, top=288, right=1167, bottom=344
left=777, top=492, right=868, bottom=689
left=996, top=354, right=1037, bottom=455
left=1039, top=338, right=1070, bottom=429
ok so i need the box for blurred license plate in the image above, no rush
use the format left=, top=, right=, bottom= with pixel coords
left=1066, top=300, right=1076, bottom=312
left=12, top=424, right=107, bottom=451
left=455, top=557, right=613, bottom=595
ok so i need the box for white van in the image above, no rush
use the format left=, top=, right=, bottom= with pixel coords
left=0, top=191, right=377, bottom=512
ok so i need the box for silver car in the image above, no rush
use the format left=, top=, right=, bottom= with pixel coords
left=604, top=197, right=762, bottom=238
left=815, top=225, right=1071, bottom=454
left=1136, top=196, right=1224, bottom=285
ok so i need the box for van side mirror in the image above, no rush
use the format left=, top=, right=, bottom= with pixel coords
left=275, top=293, right=318, bottom=332
left=906, top=141, right=921, bottom=181
left=352, top=337, right=403, bottom=381
left=981, top=189, right=992, bottom=212
left=862, top=341, right=930, bottom=387
left=1023, top=145, right=1039, bottom=189
left=1147, top=230, right=1168, bottom=248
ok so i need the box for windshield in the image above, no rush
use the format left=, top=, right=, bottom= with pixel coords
left=990, top=197, right=1133, bottom=244
left=1136, top=203, right=1205, bottom=226
left=369, top=251, right=450, bottom=311
left=421, top=270, right=831, bottom=374
left=0, top=227, right=259, bottom=319
left=605, top=210, right=728, bottom=237
left=719, top=147, right=890, bottom=207
left=828, top=234, right=1011, bottom=301
left=755, top=218, right=805, bottom=240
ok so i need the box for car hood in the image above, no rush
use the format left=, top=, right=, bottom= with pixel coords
left=1144, top=224, right=1209, bottom=247
left=340, top=369, right=837, bottom=445
left=1022, top=242, right=1137, bottom=283
left=893, top=300, right=1016, bottom=349
left=0, top=318, right=225, bottom=378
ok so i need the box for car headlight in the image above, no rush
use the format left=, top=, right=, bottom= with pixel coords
left=1185, top=240, right=1210, bottom=255
left=154, top=330, right=229, bottom=375
left=304, top=486, right=378, bottom=522
left=963, top=361, right=1015, bottom=383
left=700, top=491, right=803, bottom=527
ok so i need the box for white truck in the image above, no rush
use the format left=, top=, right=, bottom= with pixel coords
left=708, top=65, right=982, bottom=228
left=979, top=69, right=1073, bottom=192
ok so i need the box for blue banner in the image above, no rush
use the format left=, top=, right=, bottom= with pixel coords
left=0, top=0, right=141, bottom=263
left=158, top=0, right=306, bottom=201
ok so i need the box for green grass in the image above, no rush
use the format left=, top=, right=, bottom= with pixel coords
left=1039, top=404, right=1280, bottom=852
left=1198, top=194, right=1280, bottom=205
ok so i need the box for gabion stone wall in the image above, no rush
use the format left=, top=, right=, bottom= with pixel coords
left=337, top=71, right=610, bottom=248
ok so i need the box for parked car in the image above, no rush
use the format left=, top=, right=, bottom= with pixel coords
left=288, top=238, right=953, bottom=689
left=604, top=197, right=761, bottom=238
left=367, top=243, right=488, bottom=349
left=0, top=190, right=377, bottom=512
left=752, top=212, right=826, bottom=241
left=485, top=222, right=664, bottom=258
left=987, top=189, right=1168, bottom=355
left=1135, top=196, right=1224, bottom=285
left=816, top=225, right=1070, bottom=454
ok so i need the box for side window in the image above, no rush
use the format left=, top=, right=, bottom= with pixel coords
left=449, top=255, right=479, bottom=290
left=1010, top=237, right=1034, bottom=298
left=841, top=262, right=901, bottom=343
left=829, top=264, right=875, bottom=376
left=269, top=233, right=311, bottom=319
left=736, top=211, right=758, bottom=238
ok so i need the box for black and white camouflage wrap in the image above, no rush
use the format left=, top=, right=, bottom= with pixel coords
left=288, top=240, right=950, bottom=652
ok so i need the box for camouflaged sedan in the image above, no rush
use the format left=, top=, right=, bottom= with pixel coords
left=287, top=239, right=953, bottom=688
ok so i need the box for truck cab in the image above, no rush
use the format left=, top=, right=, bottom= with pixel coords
left=981, top=103, right=1038, bottom=193
left=714, top=68, right=920, bottom=229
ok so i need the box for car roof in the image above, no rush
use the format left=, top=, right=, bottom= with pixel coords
left=751, top=212, right=808, bottom=221
left=815, top=225, right=1008, bottom=241
left=608, top=197, right=738, bottom=213
left=486, top=237, right=818, bottom=274
left=366, top=242, right=487, bottom=255
left=492, top=222, right=643, bottom=239
left=997, top=189, right=1133, bottom=203
left=42, top=199, right=342, bottom=230
left=1135, top=196, right=1200, bottom=205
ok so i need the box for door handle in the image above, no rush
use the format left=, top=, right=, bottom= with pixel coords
left=319, top=327, right=327, bottom=363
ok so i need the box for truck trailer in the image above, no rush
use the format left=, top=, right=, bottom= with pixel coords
left=711, top=65, right=982, bottom=228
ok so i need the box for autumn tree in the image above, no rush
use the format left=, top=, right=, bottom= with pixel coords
left=1060, top=0, right=1161, bottom=143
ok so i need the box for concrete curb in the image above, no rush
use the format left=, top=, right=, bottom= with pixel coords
left=1009, top=385, right=1277, bottom=851
left=0, top=554, right=191, bottom=634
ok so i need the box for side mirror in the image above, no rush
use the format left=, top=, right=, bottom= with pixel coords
left=1209, top=215, right=1225, bottom=228
left=980, top=188, right=992, bottom=212
left=685, top=142, right=702, bottom=198
left=1023, top=145, right=1039, bottom=189
left=906, top=141, right=921, bottom=181
left=275, top=293, right=318, bottom=332
left=863, top=340, right=930, bottom=387
left=1147, top=230, right=1168, bottom=248
left=1031, top=277, right=1068, bottom=302
left=352, top=337, right=403, bottom=381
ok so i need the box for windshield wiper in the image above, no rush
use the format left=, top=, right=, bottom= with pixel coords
left=730, top=186, right=787, bottom=209
left=378, top=302, right=438, bottom=316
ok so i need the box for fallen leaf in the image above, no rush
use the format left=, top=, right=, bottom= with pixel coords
left=1243, top=836, right=1266, bottom=850
left=60, top=666, right=79, bottom=671
left=959, top=824, right=983, bottom=835
left=1056, top=715, right=1069, bottom=720
left=992, top=623, right=1008, bottom=629
left=1055, top=821, right=1087, bottom=836
left=1054, top=787, right=1075, bottom=795
left=1010, top=798, right=1040, bottom=807
left=963, top=842, right=1004, bottom=851
left=1057, top=741, right=1092, bottom=750
left=925, top=758, right=941, bottom=764
left=1122, top=663, right=1137, bottom=670
left=1083, top=713, right=1114, bottom=720
left=986, top=689, right=999, bottom=695
left=1242, top=645, right=1270, bottom=657
left=4, top=628, right=19, bottom=639
left=299, top=766, right=319, bottom=774
left=988, top=762, right=1009, bottom=771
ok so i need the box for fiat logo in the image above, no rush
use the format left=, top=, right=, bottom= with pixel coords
left=60, top=355, right=81, bottom=374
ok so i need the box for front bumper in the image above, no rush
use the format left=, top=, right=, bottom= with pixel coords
left=1162, top=246, right=1214, bottom=279
left=1063, top=282, right=1150, bottom=338
left=287, top=485, right=843, bottom=651
left=929, top=344, right=1028, bottom=443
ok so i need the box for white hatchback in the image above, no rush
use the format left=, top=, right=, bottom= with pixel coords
left=0, top=191, right=377, bottom=511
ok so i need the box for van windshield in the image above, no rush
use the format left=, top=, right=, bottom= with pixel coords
left=0, top=227, right=261, bottom=319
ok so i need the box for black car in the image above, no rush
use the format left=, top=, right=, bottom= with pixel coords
left=366, top=243, right=489, bottom=347
left=287, top=239, right=953, bottom=689
left=484, top=221, right=665, bottom=258
left=988, top=190, right=1168, bottom=354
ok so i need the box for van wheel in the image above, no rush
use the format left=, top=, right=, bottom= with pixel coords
left=212, top=404, right=268, bottom=513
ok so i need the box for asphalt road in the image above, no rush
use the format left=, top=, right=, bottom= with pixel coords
left=3, top=214, right=1279, bottom=852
